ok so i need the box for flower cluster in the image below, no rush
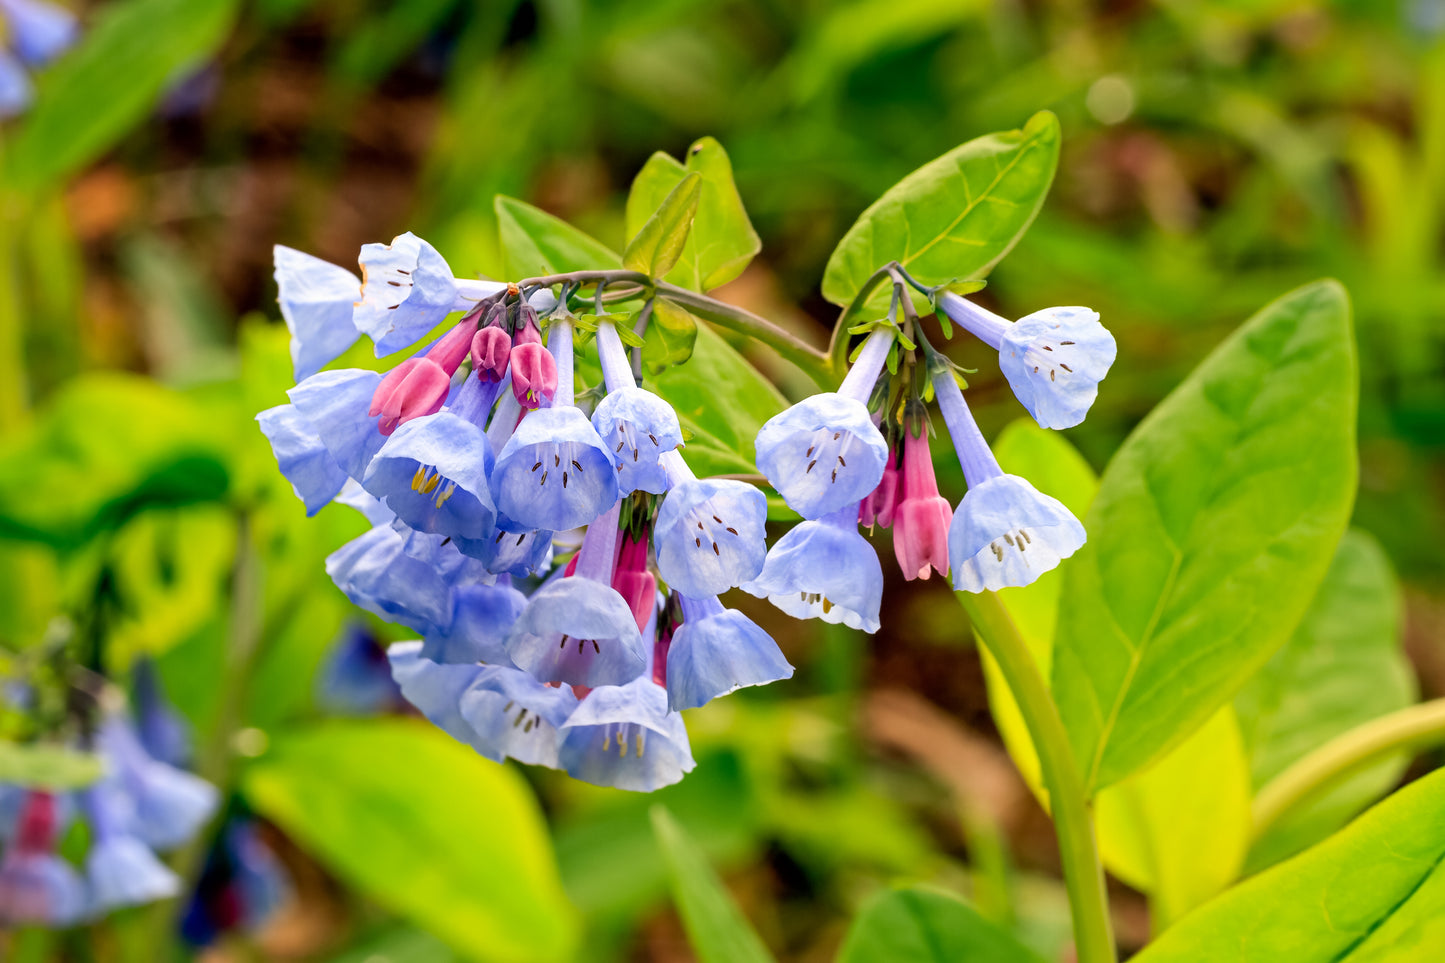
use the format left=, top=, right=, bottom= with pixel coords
left=0, top=708, right=219, bottom=927
left=0, top=0, right=77, bottom=118
left=260, top=235, right=793, bottom=792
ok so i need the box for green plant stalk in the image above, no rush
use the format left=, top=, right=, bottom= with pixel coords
left=657, top=281, right=833, bottom=387
left=1252, top=698, right=1445, bottom=841
left=958, top=591, right=1115, bottom=963
left=0, top=186, right=28, bottom=435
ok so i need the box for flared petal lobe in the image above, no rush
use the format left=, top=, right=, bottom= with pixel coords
left=948, top=474, right=1085, bottom=592
left=591, top=387, right=683, bottom=494
left=364, top=412, right=495, bottom=540
left=654, top=478, right=767, bottom=599
left=666, top=597, right=792, bottom=711
left=504, top=577, right=646, bottom=687
left=742, top=507, right=883, bottom=634
left=997, top=307, right=1116, bottom=430
left=273, top=245, right=362, bottom=381
left=754, top=393, right=889, bottom=519
left=490, top=406, right=618, bottom=532
left=558, top=678, right=695, bottom=792
left=256, top=404, right=348, bottom=515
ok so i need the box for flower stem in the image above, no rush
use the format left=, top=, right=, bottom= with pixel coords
left=1252, top=698, right=1445, bottom=841
left=656, top=282, right=834, bottom=388
left=957, top=590, right=1115, bottom=963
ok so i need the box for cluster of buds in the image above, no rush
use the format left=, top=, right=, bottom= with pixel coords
left=259, top=234, right=1114, bottom=791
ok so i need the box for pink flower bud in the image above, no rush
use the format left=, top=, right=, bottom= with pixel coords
left=859, top=452, right=900, bottom=529
left=470, top=325, right=512, bottom=382
left=892, top=424, right=951, bottom=581
left=429, top=320, right=476, bottom=375
left=13, top=792, right=58, bottom=855
left=510, top=342, right=557, bottom=409
left=513, top=305, right=542, bottom=345
left=368, top=356, right=451, bottom=435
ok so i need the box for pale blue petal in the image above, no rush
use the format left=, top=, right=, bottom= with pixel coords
left=457, top=666, right=577, bottom=768
left=456, top=517, right=554, bottom=578
left=754, top=392, right=889, bottom=518
left=505, top=577, right=646, bottom=687
left=558, top=677, right=694, bottom=792
left=256, top=404, right=348, bottom=515
left=998, top=307, right=1116, bottom=430
left=333, top=479, right=395, bottom=525
left=421, top=580, right=526, bottom=665
left=326, top=526, right=453, bottom=635
left=287, top=369, right=385, bottom=484
left=654, top=479, right=767, bottom=599
left=0, top=0, right=77, bottom=65
left=86, top=836, right=179, bottom=915
left=314, top=625, right=401, bottom=715
left=742, top=508, right=883, bottom=634
left=590, top=387, right=683, bottom=494
left=0, top=51, right=31, bottom=118
left=666, top=598, right=792, bottom=711
left=273, top=245, right=362, bottom=381
left=95, top=719, right=217, bottom=853
left=490, top=406, right=617, bottom=532
left=364, top=412, right=495, bottom=540
left=353, top=233, right=460, bottom=356
left=948, top=474, right=1085, bottom=593
left=387, top=642, right=491, bottom=753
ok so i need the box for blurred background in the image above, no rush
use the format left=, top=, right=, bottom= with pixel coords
left=1, top=0, right=1443, bottom=960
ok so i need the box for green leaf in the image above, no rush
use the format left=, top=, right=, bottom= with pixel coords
left=494, top=195, right=622, bottom=279
left=980, top=421, right=1250, bottom=929
left=624, top=172, right=701, bottom=279
left=837, top=885, right=1046, bottom=963
left=647, top=324, right=786, bottom=476
left=2, top=0, right=241, bottom=193
left=821, top=111, right=1060, bottom=313
left=0, top=374, right=231, bottom=548
left=1051, top=280, right=1358, bottom=793
left=1235, top=529, right=1416, bottom=871
left=624, top=139, right=761, bottom=291
left=243, top=718, right=579, bottom=963
left=0, top=742, right=104, bottom=790
left=651, top=806, right=776, bottom=963
left=1132, top=766, right=1445, bottom=963
left=642, top=298, right=701, bottom=373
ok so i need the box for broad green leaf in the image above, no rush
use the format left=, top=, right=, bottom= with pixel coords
left=651, top=806, right=776, bottom=963
left=641, top=298, right=700, bottom=372
left=1235, top=529, right=1416, bottom=871
left=494, top=195, right=622, bottom=279
left=244, top=718, right=578, bottom=963
left=0, top=374, right=231, bottom=548
left=1051, top=280, right=1358, bottom=793
left=837, top=885, right=1046, bottom=963
left=2, top=0, right=241, bottom=193
left=624, top=139, right=762, bottom=291
left=623, top=173, right=701, bottom=279
left=0, top=742, right=103, bottom=789
left=1133, top=765, right=1445, bottom=963
left=647, top=324, right=787, bottom=475
left=1093, top=707, right=1252, bottom=931
left=980, top=421, right=1250, bottom=929
left=821, top=112, right=1060, bottom=313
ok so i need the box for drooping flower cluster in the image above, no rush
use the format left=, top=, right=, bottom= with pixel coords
left=259, top=236, right=793, bottom=792
left=0, top=0, right=77, bottom=118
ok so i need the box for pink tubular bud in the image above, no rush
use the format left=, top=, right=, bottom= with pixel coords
left=429, top=320, right=477, bottom=375
left=14, top=791, right=57, bottom=855
left=513, top=305, right=542, bottom=344
left=510, top=342, right=557, bottom=409
left=859, top=451, right=900, bottom=529
left=612, top=530, right=655, bottom=633
left=891, top=423, right=950, bottom=580
left=368, top=356, right=451, bottom=435
left=470, top=325, right=512, bottom=382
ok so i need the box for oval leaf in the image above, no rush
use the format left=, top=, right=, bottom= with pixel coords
left=837, top=885, right=1045, bottom=963
left=1132, top=766, right=1445, bottom=963
left=821, top=111, right=1060, bottom=311
left=1235, top=529, right=1416, bottom=871
left=624, top=172, right=702, bottom=279
left=243, top=718, right=579, bottom=963
left=1051, top=280, right=1358, bottom=793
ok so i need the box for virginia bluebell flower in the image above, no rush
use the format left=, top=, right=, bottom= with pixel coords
left=78, top=786, right=180, bottom=916
left=0, top=791, right=85, bottom=927
left=315, top=624, right=406, bottom=715
left=364, top=412, right=496, bottom=541
left=558, top=677, right=695, bottom=792
left=742, top=503, right=884, bottom=633
left=457, top=665, right=578, bottom=768
left=96, top=716, right=218, bottom=853
left=388, top=642, right=495, bottom=749
left=508, top=305, right=558, bottom=409
left=858, top=440, right=900, bottom=531
left=936, top=293, right=1115, bottom=430
left=490, top=321, right=618, bottom=532
left=273, top=245, right=363, bottom=381
left=458, top=516, right=554, bottom=579
left=325, top=525, right=457, bottom=636
left=286, top=368, right=386, bottom=484
left=931, top=361, right=1085, bottom=592
left=755, top=326, right=893, bottom=518
left=654, top=452, right=767, bottom=599
left=256, top=403, right=349, bottom=515
left=590, top=320, right=682, bottom=494
left=505, top=501, right=646, bottom=687
left=0, top=0, right=76, bottom=119
left=664, top=595, right=792, bottom=711
left=420, top=577, right=527, bottom=665
left=353, top=233, right=505, bottom=356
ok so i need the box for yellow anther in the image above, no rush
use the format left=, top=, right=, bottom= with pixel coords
left=422, top=472, right=442, bottom=494
left=411, top=465, right=427, bottom=491
left=821, top=597, right=834, bottom=615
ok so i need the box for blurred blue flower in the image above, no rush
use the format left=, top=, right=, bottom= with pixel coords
left=0, top=0, right=77, bottom=65
left=558, top=677, right=695, bottom=792
left=0, top=51, right=30, bottom=117
left=78, top=786, right=179, bottom=917
left=664, top=595, right=792, bottom=711
left=364, top=411, right=496, bottom=541
left=937, top=293, right=1115, bottom=430
left=182, top=818, right=290, bottom=947
left=931, top=360, right=1085, bottom=592
left=132, top=655, right=191, bottom=768
left=742, top=504, right=883, bottom=634
left=272, top=245, right=362, bottom=381
left=315, top=624, right=405, bottom=715
left=95, top=716, right=218, bottom=853
left=0, top=791, right=85, bottom=927
left=654, top=462, right=767, bottom=599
